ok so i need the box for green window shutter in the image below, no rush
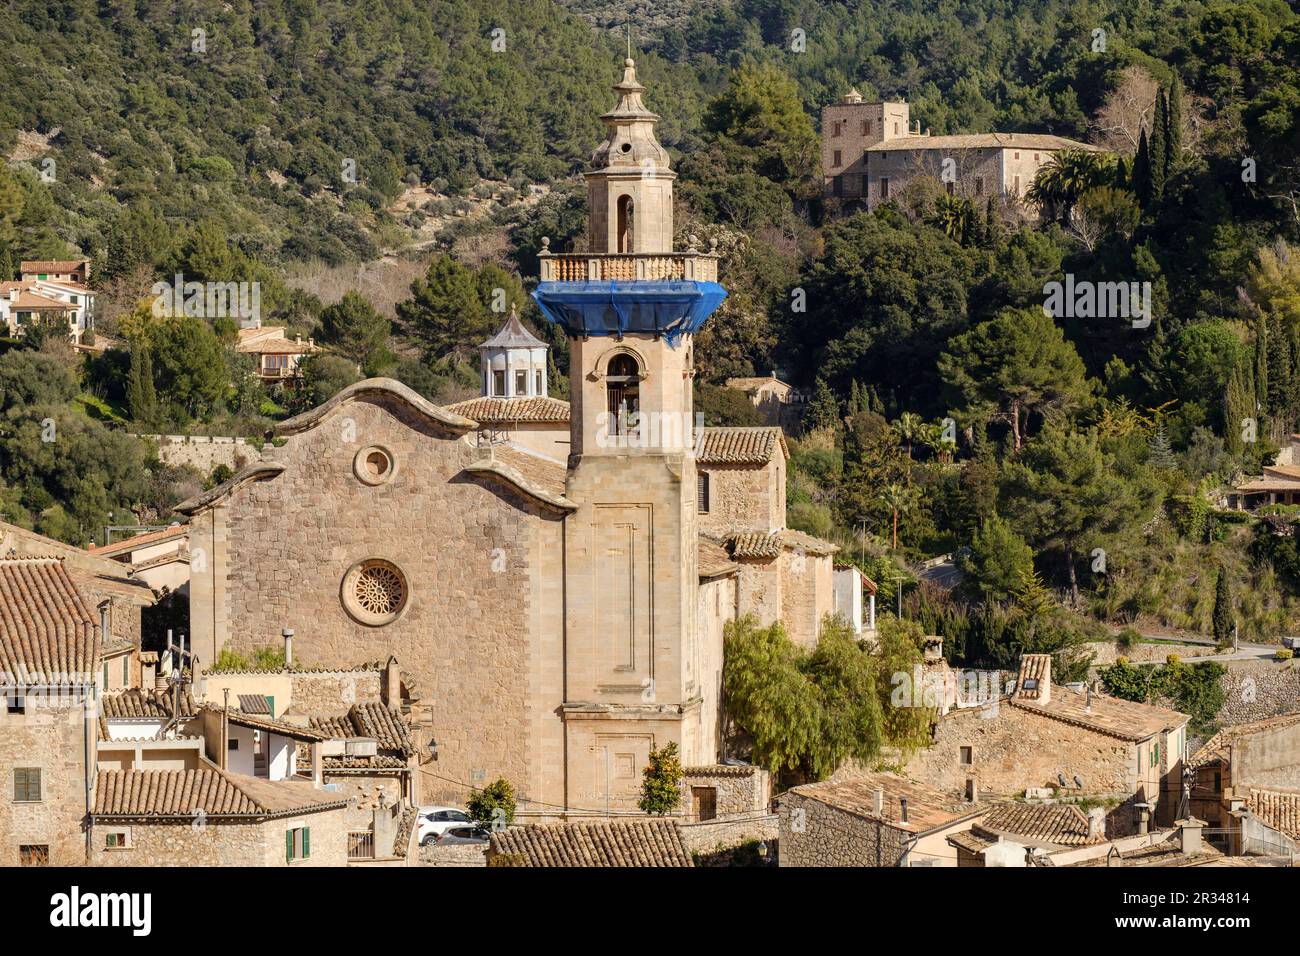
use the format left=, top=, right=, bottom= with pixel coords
left=286, top=829, right=293, bottom=863
left=266, top=696, right=275, bottom=718
left=304, top=827, right=310, bottom=858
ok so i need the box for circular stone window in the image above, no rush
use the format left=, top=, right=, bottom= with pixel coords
left=353, top=445, right=397, bottom=486
left=341, top=559, right=410, bottom=626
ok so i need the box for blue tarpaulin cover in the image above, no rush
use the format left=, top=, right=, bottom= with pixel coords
left=532, top=280, right=727, bottom=346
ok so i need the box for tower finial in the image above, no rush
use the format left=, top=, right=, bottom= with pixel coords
left=626, top=23, right=632, bottom=61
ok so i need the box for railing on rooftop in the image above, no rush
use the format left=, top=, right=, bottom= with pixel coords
left=538, top=237, right=720, bottom=284
left=347, top=830, right=375, bottom=861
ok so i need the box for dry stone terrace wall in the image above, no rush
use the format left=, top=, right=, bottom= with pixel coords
left=1217, top=660, right=1300, bottom=726
left=210, top=393, right=559, bottom=811
left=134, top=434, right=256, bottom=475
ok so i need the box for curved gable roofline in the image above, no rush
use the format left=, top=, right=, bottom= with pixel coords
left=174, top=462, right=287, bottom=516
left=275, top=378, right=478, bottom=438
left=462, top=458, right=577, bottom=515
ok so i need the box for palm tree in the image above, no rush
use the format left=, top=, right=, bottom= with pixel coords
left=878, top=483, right=914, bottom=550
left=1026, top=149, right=1114, bottom=224
left=895, top=411, right=923, bottom=460
left=926, top=194, right=973, bottom=242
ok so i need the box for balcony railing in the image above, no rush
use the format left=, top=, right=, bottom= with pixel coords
left=538, top=240, right=720, bottom=284
left=347, top=830, right=375, bottom=861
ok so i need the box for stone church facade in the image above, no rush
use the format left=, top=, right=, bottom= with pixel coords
left=179, top=59, right=841, bottom=820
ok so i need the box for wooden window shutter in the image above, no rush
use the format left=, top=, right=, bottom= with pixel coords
left=286, top=829, right=293, bottom=863
left=304, top=827, right=310, bottom=858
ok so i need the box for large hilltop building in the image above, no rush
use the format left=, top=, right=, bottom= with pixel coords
left=177, top=59, right=862, bottom=821
left=821, top=89, right=1101, bottom=211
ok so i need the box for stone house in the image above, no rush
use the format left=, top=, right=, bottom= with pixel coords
left=236, top=325, right=318, bottom=381
left=1189, top=711, right=1300, bottom=854
left=722, top=373, right=806, bottom=426
left=0, top=557, right=100, bottom=867
left=905, top=655, right=1189, bottom=834
left=89, top=764, right=350, bottom=866
left=2, top=259, right=96, bottom=342
left=177, top=59, right=838, bottom=821
left=946, top=802, right=1106, bottom=866
left=778, top=772, right=986, bottom=867
left=820, top=89, right=1100, bottom=213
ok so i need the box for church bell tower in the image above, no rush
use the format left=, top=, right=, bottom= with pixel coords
left=532, top=58, right=727, bottom=814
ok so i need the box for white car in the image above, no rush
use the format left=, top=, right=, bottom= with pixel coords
left=417, top=806, right=473, bottom=846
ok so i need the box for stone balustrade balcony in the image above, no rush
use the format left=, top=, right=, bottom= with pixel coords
left=537, top=238, right=720, bottom=284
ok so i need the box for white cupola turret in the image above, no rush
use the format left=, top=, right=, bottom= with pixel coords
left=479, top=305, right=549, bottom=399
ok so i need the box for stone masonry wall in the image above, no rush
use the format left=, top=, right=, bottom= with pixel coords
left=90, top=806, right=349, bottom=867
left=206, top=393, right=561, bottom=813
left=778, top=790, right=905, bottom=866
left=1217, top=659, right=1300, bottom=726
left=135, top=435, right=256, bottom=476
left=289, top=670, right=383, bottom=713
left=0, top=695, right=91, bottom=867
left=905, top=703, right=1136, bottom=800
left=698, top=461, right=781, bottom=536
left=680, top=766, right=770, bottom=819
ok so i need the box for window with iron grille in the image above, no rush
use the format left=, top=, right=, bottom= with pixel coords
left=19, top=845, right=48, bottom=866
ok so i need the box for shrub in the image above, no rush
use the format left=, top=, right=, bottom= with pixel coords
left=638, top=742, right=684, bottom=816
left=1277, top=648, right=1294, bottom=661
left=467, top=778, right=516, bottom=831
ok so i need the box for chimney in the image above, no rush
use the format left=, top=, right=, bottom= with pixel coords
left=382, top=655, right=401, bottom=707
left=7, top=289, right=16, bottom=303
left=1016, top=654, right=1051, bottom=705
left=873, top=787, right=884, bottom=815
left=1087, top=807, right=1106, bottom=841
left=923, top=636, right=943, bottom=663
left=1137, top=804, right=1150, bottom=836
left=899, top=797, right=909, bottom=824
left=1086, top=682, right=1093, bottom=713
left=282, top=627, right=294, bottom=666
left=1177, top=818, right=1203, bottom=856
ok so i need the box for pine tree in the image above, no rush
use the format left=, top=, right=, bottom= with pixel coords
left=1149, top=426, right=1176, bottom=469
left=1166, top=76, right=1184, bottom=175
left=1149, top=89, right=1168, bottom=199
left=1212, top=566, right=1234, bottom=646
left=1132, top=128, right=1153, bottom=207
left=126, top=344, right=157, bottom=426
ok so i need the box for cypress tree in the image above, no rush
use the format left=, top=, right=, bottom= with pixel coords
left=1132, top=128, right=1153, bottom=207
left=0, top=244, right=11, bottom=282
left=1212, top=566, right=1233, bottom=646
left=127, top=343, right=158, bottom=426
left=1114, top=156, right=1129, bottom=190
left=985, top=196, right=1002, bottom=249
left=1166, top=76, right=1184, bottom=175
left=1267, top=316, right=1293, bottom=424
left=1149, top=89, right=1168, bottom=198
left=1254, top=316, right=1269, bottom=415
left=806, top=377, right=840, bottom=432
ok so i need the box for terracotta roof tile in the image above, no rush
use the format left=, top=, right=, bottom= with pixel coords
left=698, top=426, right=788, bottom=464
left=1013, top=687, right=1187, bottom=741
left=202, top=704, right=330, bottom=741
left=714, top=528, right=838, bottom=561
left=787, top=772, right=981, bottom=834
left=445, top=396, right=571, bottom=424
left=0, top=557, right=99, bottom=682
left=89, top=524, right=188, bottom=557
left=1247, top=788, right=1300, bottom=840
left=94, top=767, right=347, bottom=818
left=974, top=803, right=1102, bottom=847
left=102, top=688, right=195, bottom=719
left=489, top=819, right=693, bottom=867
left=865, top=132, right=1101, bottom=152
left=21, top=260, right=88, bottom=273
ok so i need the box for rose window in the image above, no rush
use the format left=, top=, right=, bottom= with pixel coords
left=341, top=559, right=409, bottom=626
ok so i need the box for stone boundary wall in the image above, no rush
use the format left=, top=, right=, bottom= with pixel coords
left=680, top=813, right=778, bottom=855
left=1088, top=641, right=1220, bottom=665
left=680, top=765, right=771, bottom=817
left=1218, top=659, right=1300, bottom=726
left=419, top=843, right=487, bottom=867
left=133, top=434, right=258, bottom=475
